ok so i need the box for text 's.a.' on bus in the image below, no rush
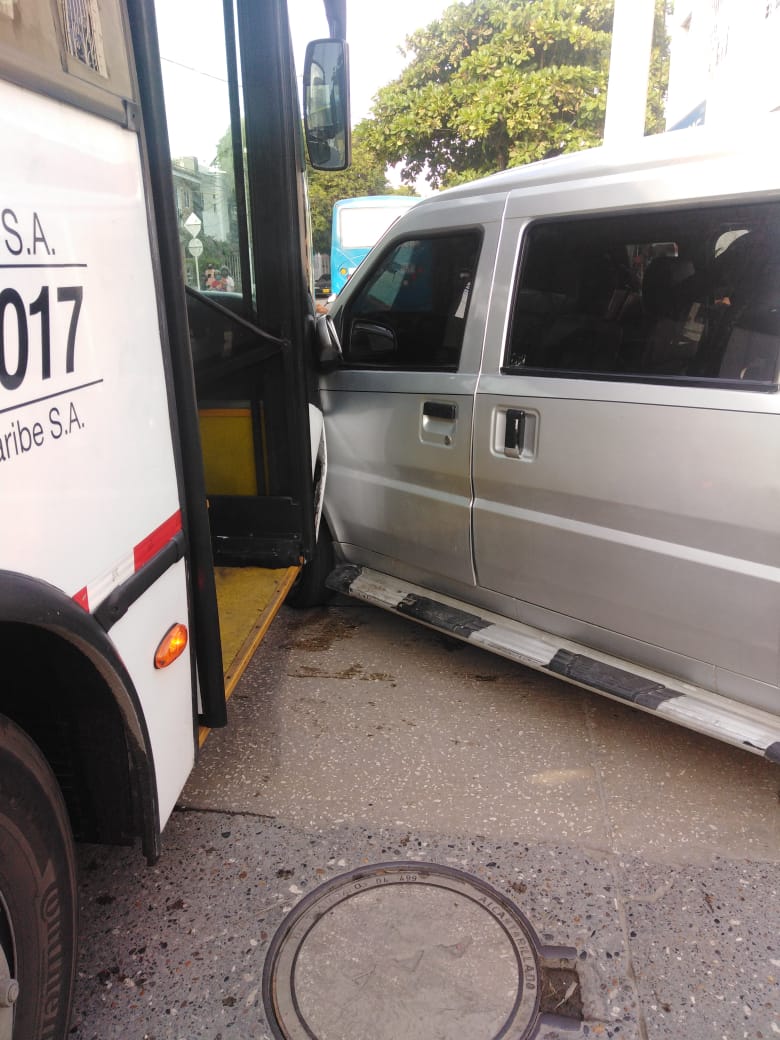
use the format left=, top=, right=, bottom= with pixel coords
left=0, top=0, right=349, bottom=1036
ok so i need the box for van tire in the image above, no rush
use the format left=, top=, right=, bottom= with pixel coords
left=286, top=520, right=335, bottom=609
left=0, top=714, right=78, bottom=1040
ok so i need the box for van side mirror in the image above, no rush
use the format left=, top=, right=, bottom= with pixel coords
left=315, top=312, right=343, bottom=370
left=303, top=39, right=351, bottom=171
left=350, top=320, right=398, bottom=362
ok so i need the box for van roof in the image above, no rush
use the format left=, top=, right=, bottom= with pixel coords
left=418, top=114, right=780, bottom=205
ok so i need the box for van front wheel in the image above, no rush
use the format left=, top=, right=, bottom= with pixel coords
left=286, top=520, right=335, bottom=609
left=0, top=714, right=78, bottom=1040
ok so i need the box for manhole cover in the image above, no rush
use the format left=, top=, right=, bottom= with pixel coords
left=262, top=861, right=579, bottom=1040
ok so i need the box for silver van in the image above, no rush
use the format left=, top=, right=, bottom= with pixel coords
left=305, top=121, right=780, bottom=761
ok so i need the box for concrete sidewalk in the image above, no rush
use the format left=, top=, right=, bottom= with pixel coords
left=70, top=602, right=780, bottom=1039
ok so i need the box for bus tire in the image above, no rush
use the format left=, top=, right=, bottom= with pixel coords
left=286, top=520, right=335, bottom=609
left=0, top=714, right=78, bottom=1040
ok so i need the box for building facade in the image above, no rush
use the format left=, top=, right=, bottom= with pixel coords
left=170, top=156, right=237, bottom=287
left=667, top=0, right=780, bottom=128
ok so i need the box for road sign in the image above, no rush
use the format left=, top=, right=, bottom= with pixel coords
left=188, top=238, right=203, bottom=258
left=184, top=212, right=202, bottom=238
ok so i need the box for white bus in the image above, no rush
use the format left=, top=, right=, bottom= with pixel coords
left=0, top=1, right=349, bottom=1036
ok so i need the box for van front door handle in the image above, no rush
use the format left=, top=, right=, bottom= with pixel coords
left=421, top=400, right=457, bottom=447
left=504, top=408, right=526, bottom=458
left=423, top=401, right=457, bottom=421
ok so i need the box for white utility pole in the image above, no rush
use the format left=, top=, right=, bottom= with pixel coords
left=603, top=0, right=657, bottom=144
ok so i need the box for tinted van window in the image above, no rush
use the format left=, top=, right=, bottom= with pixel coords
left=505, top=203, right=780, bottom=388
left=343, top=232, right=481, bottom=369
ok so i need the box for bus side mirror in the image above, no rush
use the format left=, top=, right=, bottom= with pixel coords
left=303, top=39, right=351, bottom=171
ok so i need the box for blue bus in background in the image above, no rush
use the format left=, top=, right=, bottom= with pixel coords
left=330, top=194, right=420, bottom=295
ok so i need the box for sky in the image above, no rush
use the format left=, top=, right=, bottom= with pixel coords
left=155, top=0, right=452, bottom=168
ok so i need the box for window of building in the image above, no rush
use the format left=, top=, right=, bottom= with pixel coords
left=58, top=0, right=106, bottom=76
left=342, top=232, right=481, bottom=370
left=504, top=203, right=780, bottom=388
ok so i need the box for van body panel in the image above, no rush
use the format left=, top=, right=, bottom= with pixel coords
left=436, top=124, right=780, bottom=207
left=322, top=216, right=503, bottom=590
left=321, top=379, right=476, bottom=587
left=325, top=118, right=780, bottom=748
left=471, top=388, right=780, bottom=689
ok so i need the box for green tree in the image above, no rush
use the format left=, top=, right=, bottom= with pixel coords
left=365, top=0, right=669, bottom=189
left=213, top=119, right=406, bottom=258
left=306, top=122, right=412, bottom=255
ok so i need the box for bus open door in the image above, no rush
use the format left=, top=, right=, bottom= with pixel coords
left=0, top=2, right=349, bottom=1036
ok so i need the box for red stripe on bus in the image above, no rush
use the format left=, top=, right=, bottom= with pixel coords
left=133, top=510, right=182, bottom=571
left=73, top=587, right=90, bottom=611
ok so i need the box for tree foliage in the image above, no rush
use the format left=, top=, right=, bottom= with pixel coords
left=214, top=121, right=403, bottom=257
left=306, top=123, right=412, bottom=255
left=364, top=0, right=670, bottom=189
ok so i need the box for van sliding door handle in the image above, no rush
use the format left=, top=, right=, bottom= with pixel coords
left=423, top=401, right=457, bottom=421
left=504, top=408, right=526, bottom=458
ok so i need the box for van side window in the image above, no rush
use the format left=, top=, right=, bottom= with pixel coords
left=505, top=205, right=780, bottom=388
left=342, top=232, right=481, bottom=370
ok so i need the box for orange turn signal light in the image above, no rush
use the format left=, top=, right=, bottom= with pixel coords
left=154, top=623, right=188, bottom=669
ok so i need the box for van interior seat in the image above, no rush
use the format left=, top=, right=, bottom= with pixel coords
left=510, top=252, right=625, bottom=372
left=690, top=233, right=780, bottom=381
left=639, top=255, right=700, bottom=374
left=534, top=252, right=623, bottom=372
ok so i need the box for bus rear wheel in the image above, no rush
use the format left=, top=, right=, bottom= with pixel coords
left=0, top=714, right=78, bottom=1040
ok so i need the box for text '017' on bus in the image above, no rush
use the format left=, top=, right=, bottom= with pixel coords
left=330, top=194, right=420, bottom=296
left=0, top=1, right=349, bottom=1036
